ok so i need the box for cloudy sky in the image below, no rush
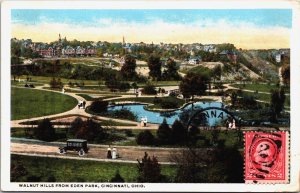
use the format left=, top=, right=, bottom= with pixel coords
left=11, top=9, right=292, bottom=49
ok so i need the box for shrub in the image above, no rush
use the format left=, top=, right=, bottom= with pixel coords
left=159, top=98, right=178, bottom=109
left=136, top=130, right=155, bottom=145
left=109, top=109, right=137, bottom=121
left=89, top=100, right=108, bottom=113
left=110, top=170, right=125, bottom=182
left=125, top=130, right=134, bottom=137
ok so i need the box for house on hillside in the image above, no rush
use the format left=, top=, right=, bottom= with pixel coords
left=188, top=57, right=201, bottom=65
left=63, top=46, right=75, bottom=57
left=219, top=50, right=238, bottom=64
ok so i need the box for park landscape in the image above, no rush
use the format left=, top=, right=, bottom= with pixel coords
left=10, top=9, right=290, bottom=183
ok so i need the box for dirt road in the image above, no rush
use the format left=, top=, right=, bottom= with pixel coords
left=11, top=142, right=185, bottom=164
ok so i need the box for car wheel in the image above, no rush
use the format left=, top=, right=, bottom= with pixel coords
left=78, top=149, right=85, bottom=156
left=59, top=148, right=66, bottom=154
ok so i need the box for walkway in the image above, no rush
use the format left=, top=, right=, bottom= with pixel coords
left=11, top=85, right=159, bottom=129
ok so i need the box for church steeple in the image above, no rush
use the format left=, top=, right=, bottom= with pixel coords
left=122, top=36, right=125, bottom=46
left=59, top=34, right=61, bottom=42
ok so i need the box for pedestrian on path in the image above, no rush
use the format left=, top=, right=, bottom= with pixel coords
left=107, top=146, right=112, bottom=159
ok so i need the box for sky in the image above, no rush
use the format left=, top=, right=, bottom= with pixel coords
left=11, top=9, right=292, bottom=49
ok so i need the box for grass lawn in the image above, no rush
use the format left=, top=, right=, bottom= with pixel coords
left=137, top=81, right=181, bottom=87
left=14, top=75, right=100, bottom=85
left=76, top=94, right=119, bottom=101
left=11, top=154, right=177, bottom=182
left=231, top=83, right=290, bottom=93
left=11, top=87, right=78, bottom=120
left=111, top=97, right=158, bottom=103
left=242, top=91, right=290, bottom=107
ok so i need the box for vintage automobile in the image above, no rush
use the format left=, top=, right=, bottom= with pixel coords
left=58, top=139, right=89, bottom=156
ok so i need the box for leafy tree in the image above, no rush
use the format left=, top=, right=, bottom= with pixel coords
left=137, top=152, right=165, bottom=182
left=281, top=64, right=290, bottom=85
left=49, top=77, right=63, bottom=89
left=136, top=130, right=155, bottom=145
left=89, top=100, right=108, bottom=113
left=121, top=54, right=137, bottom=80
left=163, top=58, right=180, bottom=80
left=171, top=120, right=187, bottom=144
left=105, top=75, right=130, bottom=92
left=270, top=88, right=285, bottom=122
left=33, top=118, right=55, bottom=141
left=69, top=117, right=84, bottom=136
left=172, top=148, right=208, bottom=183
left=230, top=91, right=237, bottom=107
left=171, top=147, right=244, bottom=183
left=156, top=119, right=172, bottom=145
left=208, top=147, right=244, bottom=183
left=105, top=76, right=120, bottom=92
left=148, top=55, right=162, bottom=80
left=131, top=82, right=138, bottom=94
left=179, top=71, right=210, bottom=100
left=212, top=65, right=222, bottom=81
left=142, top=82, right=157, bottom=95
left=75, top=119, right=107, bottom=142
left=110, top=170, right=125, bottom=182
left=188, top=125, right=200, bottom=145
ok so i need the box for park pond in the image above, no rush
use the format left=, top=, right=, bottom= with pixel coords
left=108, top=102, right=230, bottom=126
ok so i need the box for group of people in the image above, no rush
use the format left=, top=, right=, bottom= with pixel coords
left=78, top=100, right=86, bottom=109
left=107, top=146, right=119, bottom=159
left=226, top=119, right=236, bottom=129
left=140, top=116, right=148, bottom=127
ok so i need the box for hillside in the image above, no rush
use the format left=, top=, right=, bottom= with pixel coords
left=241, top=50, right=278, bottom=80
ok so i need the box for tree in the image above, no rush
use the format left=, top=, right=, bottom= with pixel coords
left=142, top=82, right=157, bottom=95
left=188, top=125, right=200, bottom=145
left=33, top=118, right=55, bottom=141
left=171, top=147, right=244, bottom=183
left=171, top=120, right=187, bottom=144
left=172, top=148, right=209, bottom=183
left=131, top=82, right=138, bottom=94
left=212, top=65, right=222, bottom=81
left=270, top=88, right=285, bottom=122
left=179, top=71, right=210, bottom=100
left=148, top=55, right=162, bottom=80
left=49, top=77, right=63, bottom=89
left=75, top=119, right=107, bottom=142
left=121, top=54, right=137, bottom=80
left=163, top=58, right=180, bottom=80
left=105, top=76, right=120, bottom=92
left=136, top=130, right=155, bottom=145
left=110, top=170, right=125, bottom=182
left=137, top=152, right=165, bottom=182
left=69, top=117, right=84, bottom=136
left=281, top=64, right=290, bottom=85
left=156, top=119, right=172, bottom=145
left=89, top=100, right=108, bottom=113
left=230, top=91, right=237, bottom=107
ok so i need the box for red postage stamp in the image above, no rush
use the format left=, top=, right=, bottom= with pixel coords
left=244, top=131, right=289, bottom=184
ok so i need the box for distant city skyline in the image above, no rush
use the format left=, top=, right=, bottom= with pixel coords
left=12, top=9, right=292, bottom=49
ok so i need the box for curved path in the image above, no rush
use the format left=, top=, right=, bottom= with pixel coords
left=11, top=85, right=159, bottom=129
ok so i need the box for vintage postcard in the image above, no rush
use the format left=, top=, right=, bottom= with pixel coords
left=1, top=0, right=300, bottom=192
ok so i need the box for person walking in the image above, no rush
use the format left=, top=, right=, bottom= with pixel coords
left=107, top=146, right=112, bottom=159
